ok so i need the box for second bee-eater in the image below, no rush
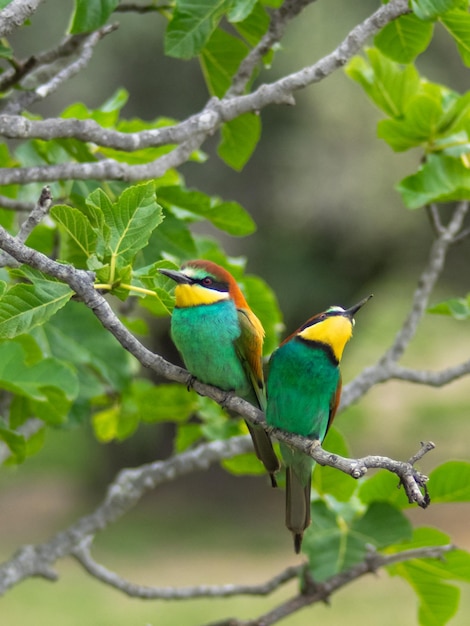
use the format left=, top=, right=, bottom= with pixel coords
left=266, top=296, right=371, bottom=553
left=159, top=260, right=280, bottom=486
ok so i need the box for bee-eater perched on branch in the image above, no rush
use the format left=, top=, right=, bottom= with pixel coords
left=159, top=260, right=280, bottom=486
left=266, top=296, right=372, bottom=553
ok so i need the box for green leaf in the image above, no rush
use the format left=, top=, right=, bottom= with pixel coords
left=0, top=40, right=13, bottom=59
left=87, top=182, right=163, bottom=274
left=218, top=113, right=262, bottom=170
left=165, top=0, right=232, bottom=59
left=304, top=500, right=412, bottom=581
left=133, top=262, right=178, bottom=316
left=375, top=14, right=434, bottom=63
left=61, top=89, right=128, bottom=128
left=0, top=272, right=73, bottom=338
left=427, top=461, right=470, bottom=502
left=233, top=2, right=270, bottom=48
left=358, top=469, right=411, bottom=509
left=345, top=48, right=421, bottom=118
left=411, top=0, right=460, bottom=21
left=92, top=405, right=121, bottom=442
left=200, top=27, right=250, bottom=97
left=313, top=428, right=357, bottom=502
left=207, top=200, right=256, bottom=235
left=228, top=0, right=257, bottom=22
left=440, top=9, right=470, bottom=66
left=0, top=419, right=26, bottom=464
left=38, top=300, right=137, bottom=391
left=428, top=295, right=470, bottom=319
left=69, top=0, right=119, bottom=34
left=158, top=186, right=256, bottom=236
left=197, top=396, right=242, bottom=441
left=397, top=154, right=470, bottom=209
left=378, top=85, right=447, bottom=151
left=146, top=208, right=197, bottom=260
left=135, top=381, right=199, bottom=423
left=175, top=422, right=202, bottom=452
left=222, top=451, right=268, bottom=476
left=0, top=340, right=78, bottom=404
left=51, top=204, right=98, bottom=267
left=352, top=501, right=412, bottom=547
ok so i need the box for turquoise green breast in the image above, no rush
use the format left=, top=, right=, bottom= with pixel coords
left=266, top=339, right=340, bottom=441
left=171, top=300, right=252, bottom=399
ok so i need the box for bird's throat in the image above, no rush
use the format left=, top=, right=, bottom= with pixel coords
left=174, top=283, right=229, bottom=307
left=298, top=316, right=353, bottom=362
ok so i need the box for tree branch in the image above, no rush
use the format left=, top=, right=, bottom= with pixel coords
left=72, top=536, right=301, bottom=599
left=0, top=225, right=445, bottom=511
left=0, top=185, right=52, bottom=267
left=341, top=201, right=470, bottom=409
left=0, top=0, right=410, bottom=184
left=0, top=0, right=44, bottom=38
left=216, top=544, right=455, bottom=626
left=1, top=25, right=118, bottom=115
left=227, top=0, right=316, bottom=97
left=0, top=436, right=254, bottom=595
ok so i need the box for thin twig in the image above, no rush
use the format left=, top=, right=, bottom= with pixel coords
left=227, top=0, right=316, bottom=97
left=1, top=25, right=118, bottom=115
left=72, top=536, right=301, bottom=599
left=0, top=185, right=52, bottom=267
left=341, top=201, right=470, bottom=409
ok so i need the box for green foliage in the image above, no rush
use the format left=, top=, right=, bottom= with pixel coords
left=387, top=527, right=470, bottom=626
left=428, top=294, right=470, bottom=319
left=70, top=0, right=120, bottom=34
left=347, top=3, right=470, bottom=213
left=1, top=1, right=470, bottom=622
left=0, top=269, right=73, bottom=338
left=303, top=459, right=470, bottom=625
left=304, top=499, right=412, bottom=581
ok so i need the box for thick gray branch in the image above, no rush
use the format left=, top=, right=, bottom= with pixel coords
left=0, top=226, right=453, bottom=510
left=0, top=0, right=410, bottom=184
left=0, top=0, right=44, bottom=37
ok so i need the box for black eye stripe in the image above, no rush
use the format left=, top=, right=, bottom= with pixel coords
left=195, top=277, right=229, bottom=292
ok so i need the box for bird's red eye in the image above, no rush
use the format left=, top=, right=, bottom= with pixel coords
left=202, top=277, right=213, bottom=286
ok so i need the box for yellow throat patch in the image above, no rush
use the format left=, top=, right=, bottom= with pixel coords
left=174, top=283, right=229, bottom=308
left=298, top=315, right=353, bottom=361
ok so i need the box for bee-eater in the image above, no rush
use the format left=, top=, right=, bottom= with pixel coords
left=159, top=260, right=280, bottom=486
left=266, top=296, right=371, bottom=553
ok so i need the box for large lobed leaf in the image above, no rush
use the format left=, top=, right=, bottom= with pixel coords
left=0, top=269, right=73, bottom=339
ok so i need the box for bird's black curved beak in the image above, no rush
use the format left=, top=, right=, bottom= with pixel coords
left=158, top=268, right=193, bottom=285
left=345, top=294, right=373, bottom=318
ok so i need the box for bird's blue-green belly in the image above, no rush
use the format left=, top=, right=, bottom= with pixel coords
left=266, top=340, right=339, bottom=441
left=171, top=301, right=251, bottom=398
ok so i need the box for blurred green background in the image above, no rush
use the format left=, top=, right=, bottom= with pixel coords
left=1, top=1, right=469, bottom=624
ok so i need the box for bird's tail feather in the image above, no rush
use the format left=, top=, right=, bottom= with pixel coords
left=285, top=463, right=312, bottom=554
left=245, top=420, right=280, bottom=488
